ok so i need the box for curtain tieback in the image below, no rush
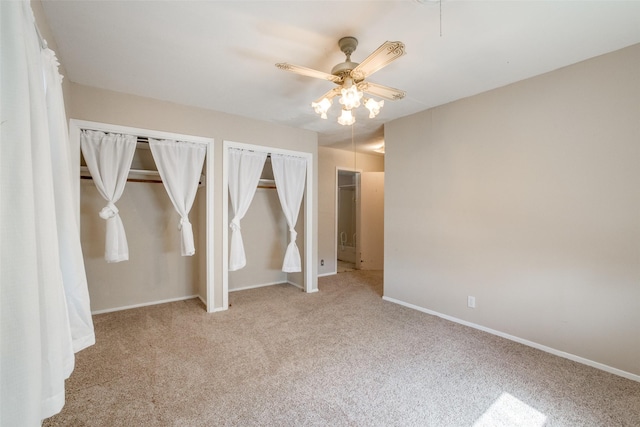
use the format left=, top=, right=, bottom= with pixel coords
left=289, top=228, right=297, bottom=242
left=179, top=216, right=190, bottom=230
left=230, top=218, right=241, bottom=232
left=99, top=202, right=119, bottom=220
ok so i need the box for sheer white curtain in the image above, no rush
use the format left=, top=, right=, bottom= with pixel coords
left=149, top=139, right=206, bottom=256
left=271, top=154, right=307, bottom=272
left=80, top=130, right=137, bottom=263
left=228, top=148, right=267, bottom=271
left=1, top=0, right=92, bottom=423
left=43, top=50, right=95, bottom=353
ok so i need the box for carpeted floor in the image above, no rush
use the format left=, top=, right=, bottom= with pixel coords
left=337, top=260, right=356, bottom=273
left=44, top=270, right=639, bottom=426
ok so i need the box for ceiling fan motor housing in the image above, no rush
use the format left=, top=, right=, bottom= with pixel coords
left=331, top=36, right=362, bottom=81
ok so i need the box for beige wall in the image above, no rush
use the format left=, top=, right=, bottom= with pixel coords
left=360, top=172, right=385, bottom=270
left=68, top=82, right=317, bottom=311
left=81, top=179, right=199, bottom=311
left=228, top=189, right=288, bottom=291
left=384, top=44, right=640, bottom=376
left=318, top=146, right=384, bottom=275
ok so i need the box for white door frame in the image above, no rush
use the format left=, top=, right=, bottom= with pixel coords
left=335, top=167, right=362, bottom=273
left=222, top=140, right=316, bottom=310
left=69, top=119, right=216, bottom=312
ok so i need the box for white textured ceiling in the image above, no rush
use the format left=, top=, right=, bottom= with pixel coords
left=41, top=0, right=640, bottom=153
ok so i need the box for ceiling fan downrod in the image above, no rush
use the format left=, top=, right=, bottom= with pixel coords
left=331, top=36, right=360, bottom=79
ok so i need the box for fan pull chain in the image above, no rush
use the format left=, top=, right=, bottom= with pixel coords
left=440, top=0, right=443, bottom=37
left=352, top=124, right=356, bottom=171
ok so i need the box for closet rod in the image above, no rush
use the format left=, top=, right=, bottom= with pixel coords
left=258, top=178, right=276, bottom=189
left=80, top=176, right=163, bottom=184
left=80, top=167, right=205, bottom=187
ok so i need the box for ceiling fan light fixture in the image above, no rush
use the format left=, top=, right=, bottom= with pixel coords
left=339, top=77, right=363, bottom=110
left=312, top=97, right=332, bottom=119
left=337, top=108, right=355, bottom=126
left=364, top=98, right=384, bottom=118
left=276, top=37, right=406, bottom=126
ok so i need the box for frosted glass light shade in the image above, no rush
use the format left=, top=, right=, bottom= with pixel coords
left=311, top=97, right=332, bottom=119
left=337, top=108, right=355, bottom=126
left=339, top=77, right=363, bottom=110
left=364, top=98, right=384, bottom=118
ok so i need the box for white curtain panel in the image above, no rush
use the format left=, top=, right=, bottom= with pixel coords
left=43, top=49, right=95, bottom=353
left=1, top=0, right=77, bottom=422
left=228, top=148, right=267, bottom=271
left=271, top=154, right=307, bottom=272
left=149, top=139, right=206, bottom=256
left=80, top=130, right=137, bottom=263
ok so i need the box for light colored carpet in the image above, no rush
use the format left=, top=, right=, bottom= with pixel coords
left=44, top=270, right=639, bottom=426
left=337, top=260, right=356, bottom=273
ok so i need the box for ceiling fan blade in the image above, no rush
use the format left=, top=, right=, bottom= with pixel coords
left=314, top=87, right=341, bottom=104
left=357, top=81, right=406, bottom=101
left=350, top=41, right=406, bottom=81
left=276, top=63, right=341, bottom=83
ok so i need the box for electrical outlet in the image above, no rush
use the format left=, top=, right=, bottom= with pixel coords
left=320, top=259, right=324, bottom=266
left=467, top=296, right=476, bottom=308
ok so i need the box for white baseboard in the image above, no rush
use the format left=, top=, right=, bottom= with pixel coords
left=287, top=280, right=303, bottom=290
left=318, top=271, right=336, bottom=277
left=91, top=295, right=199, bottom=315
left=382, top=296, right=640, bottom=383
left=229, top=280, right=293, bottom=293
left=206, top=306, right=229, bottom=313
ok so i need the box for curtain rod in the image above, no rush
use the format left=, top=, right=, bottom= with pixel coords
left=80, top=129, right=207, bottom=146
left=230, top=148, right=309, bottom=160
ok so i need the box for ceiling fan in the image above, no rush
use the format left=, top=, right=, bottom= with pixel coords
left=276, top=36, right=406, bottom=125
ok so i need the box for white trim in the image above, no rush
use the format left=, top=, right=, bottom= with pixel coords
left=318, top=271, right=336, bottom=277
left=205, top=139, right=215, bottom=312
left=199, top=296, right=227, bottom=313
left=222, top=142, right=229, bottom=309
left=91, top=295, right=199, bottom=315
left=287, top=280, right=303, bottom=290
left=69, top=119, right=215, bottom=312
left=222, top=140, right=316, bottom=311
left=382, top=296, right=640, bottom=383
left=287, top=280, right=319, bottom=292
left=229, top=281, right=289, bottom=292
left=227, top=281, right=311, bottom=293
left=69, top=119, right=212, bottom=145
left=304, top=149, right=315, bottom=294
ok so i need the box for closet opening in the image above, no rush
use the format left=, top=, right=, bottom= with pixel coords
left=69, top=119, right=215, bottom=313
left=222, top=140, right=316, bottom=310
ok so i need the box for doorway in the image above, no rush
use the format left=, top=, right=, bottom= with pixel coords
left=336, top=169, right=360, bottom=273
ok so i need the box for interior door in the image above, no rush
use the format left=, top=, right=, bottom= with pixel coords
left=359, top=172, right=384, bottom=270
